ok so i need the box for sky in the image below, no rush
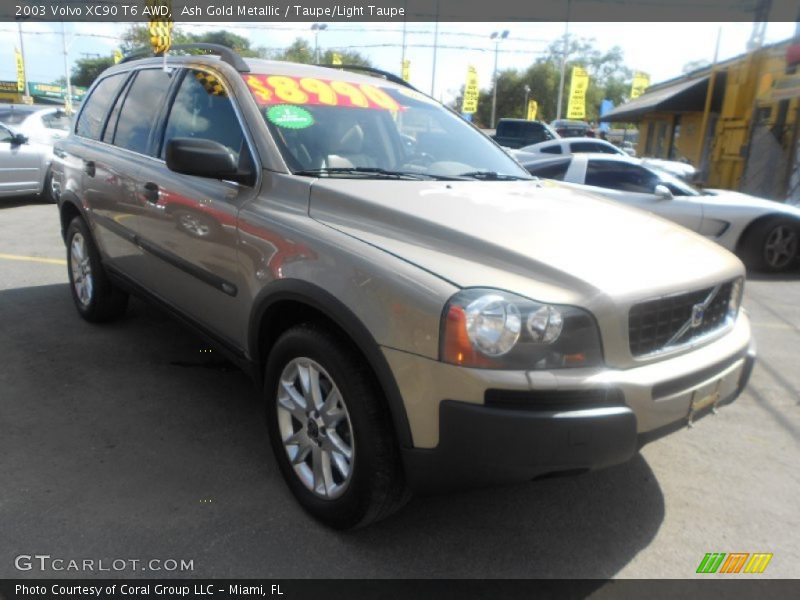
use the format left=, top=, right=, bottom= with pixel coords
left=0, top=20, right=796, bottom=105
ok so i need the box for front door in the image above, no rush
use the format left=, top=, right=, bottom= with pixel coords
left=132, top=67, right=258, bottom=345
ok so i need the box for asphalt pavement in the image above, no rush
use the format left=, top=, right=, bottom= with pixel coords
left=1, top=198, right=798, bottom=579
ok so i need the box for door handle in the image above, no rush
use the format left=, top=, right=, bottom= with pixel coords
left=83, top=160, right=95, bottom=177
left=142, top=182, right=160, bottom=204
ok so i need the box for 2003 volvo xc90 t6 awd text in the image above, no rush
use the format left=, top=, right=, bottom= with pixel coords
left=51, top=45, right=756, bottom=528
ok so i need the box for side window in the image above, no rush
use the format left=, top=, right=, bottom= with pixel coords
left=539, top=145, right=562, bottom=154
left=112, top=69, right=173, bottom=155
left=527, top=159, right=570, bottom=180
left=585, top=160, right=660, bottom=193
left=75, top=73, right=127, bottom=140
left=571, top=141, right=606, bottom=153
left=161, top=69, right=245, bottom=161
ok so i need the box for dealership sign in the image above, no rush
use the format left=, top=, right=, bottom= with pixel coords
left=0, top=80, right=86, bottom=102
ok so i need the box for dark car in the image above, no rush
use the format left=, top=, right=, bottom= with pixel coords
left=551, top=119, right=593, bottom=138
left=491, top=118, right=558, bottom=149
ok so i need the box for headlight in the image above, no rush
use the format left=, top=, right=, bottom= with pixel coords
left=441, top=288, right=603, bottom=369
left=728, top=277, right=744, bottom=320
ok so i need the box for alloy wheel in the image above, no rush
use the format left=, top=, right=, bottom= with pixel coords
left=276, top=357, right=355, bottom=499
left=70, top=232, right=93, bottom=306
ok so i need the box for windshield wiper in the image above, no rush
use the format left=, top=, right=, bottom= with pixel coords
left=458, top=170, right=530, bottom=181
left=294, top=167, right=455, bottom=180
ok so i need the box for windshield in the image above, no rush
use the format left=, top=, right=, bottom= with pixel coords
left=648, top=165, right=701, bottom=196
left=244, top=73, right=530, bottom=180
left=0, top=109, right=33, bottom=126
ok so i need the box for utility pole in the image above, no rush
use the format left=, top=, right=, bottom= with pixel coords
left=311, top=23, right=327, bottom=63
left=430, top=0, right=439, bottom=96
left=490, top=29, right=509, bottom=128
left=16, top=20, right=31, bottom=100
left=524, top=84, right=531, bottom=118
left=556, top=0, right=572, bottom=121
left=62, top=22, right=74, bottom=113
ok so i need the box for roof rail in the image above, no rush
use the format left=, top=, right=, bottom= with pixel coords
left=316, top=64, right=418, bottom=91
left=120, top=43, right=250, bottom=72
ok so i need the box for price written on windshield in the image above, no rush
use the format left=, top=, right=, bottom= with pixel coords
left=244, top=74, right=404, bottom=111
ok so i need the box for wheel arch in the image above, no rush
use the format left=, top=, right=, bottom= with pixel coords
left=734, top=212, right=800, bottom=255
left=249, top=279, right=414, bottom=449
left=59, top=192, right=84, bottom=242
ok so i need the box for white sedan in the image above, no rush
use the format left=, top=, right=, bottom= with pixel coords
left=0, top=104, right=71, bottom=147
left=521, top=153, right=800, bottom=272
left=0, top=123, right=52, bottom=200
left=517, top=137, right=696, bottom=182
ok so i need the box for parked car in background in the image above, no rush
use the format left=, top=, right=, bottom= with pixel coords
left=522, top=153, right=800, bottom=272
left=0, top=122, right=52, bottom=199
left=519, top=137, right=695, bottom=181
left=520, top=137, right=627, bottom=156
left=620, top=141, right=637, bottom=157
left=0, top=104, right=72, bottom=147
left=550, top=119, right=593, bottom=137
left=491, top=118, right=558, bottom=149
left=641, top=157, right=697, bottom=183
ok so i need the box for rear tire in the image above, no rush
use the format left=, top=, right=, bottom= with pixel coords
left=740, top=218, right=799, bottom=273
left=66, top=216, right=129, bottom=322
left=264, top=324, right=409, bottom=529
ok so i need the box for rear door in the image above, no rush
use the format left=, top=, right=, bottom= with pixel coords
left=0, top=123, right=44, bottom=196
left=132, top=67, right=259, bottom=344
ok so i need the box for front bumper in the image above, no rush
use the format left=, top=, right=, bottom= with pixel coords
left=389, top=315, right=756, bottom=494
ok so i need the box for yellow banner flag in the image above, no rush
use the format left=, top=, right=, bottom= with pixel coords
left=567, top=66, right=589, bottom=120
left=527, top=99, right=538, bottom=121
left=14, top=47, right=24, bottom=93
left=147, top=0, right=173, bottom=55
left=401, top=59, right=410, bottom=82
left=332, top=52, right=343, bottom=65
left=630, top=71, right=650, bottom=99
left=461, top=65, right=479, bottom=114
left=113, top=49, right=123, bottom=64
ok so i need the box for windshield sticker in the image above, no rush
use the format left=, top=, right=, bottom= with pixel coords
left=244, top=74, right=404, bottom=111
left=266, top=105, right=315, bottom=129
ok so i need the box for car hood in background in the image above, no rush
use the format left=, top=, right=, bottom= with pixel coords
left=308, top=179, right=742, bottom=306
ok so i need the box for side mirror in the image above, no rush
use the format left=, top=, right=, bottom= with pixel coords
left=654, top=184, right=673, bottom=200
left=10, top=133, right=28, bottom=146
left=166, top=137, right=240, bottom=181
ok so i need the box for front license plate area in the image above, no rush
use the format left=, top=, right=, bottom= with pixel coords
left=688, top=379, right=723, bottom=426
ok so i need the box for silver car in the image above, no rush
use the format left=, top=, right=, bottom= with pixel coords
left=52, top=48, right=756, bottom=528
left=0, top=122, right=51, bottom=199
left=0, top=104, right=72, bottom=147
left=523, top=153, right=800, bottom=272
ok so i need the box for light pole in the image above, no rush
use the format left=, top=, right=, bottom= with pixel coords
left=490, top=30, right=509, bottom=129
left=311, top=23, right=327, bottom=63
left=62, top=22, right=74, bottom=113
left=556, top=0, right=572, bottom=121
left=15, top=18, right=31, bottom=100
left=523, top=84, right=531, bottom=119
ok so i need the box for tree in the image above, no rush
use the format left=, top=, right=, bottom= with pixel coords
left=267, top=38, right=372, bottom=67
left=70, top=56, right=115, bottom=87
left=455, top=36, right=635, bottom=126
left=683, top=59, right=711, bottom=74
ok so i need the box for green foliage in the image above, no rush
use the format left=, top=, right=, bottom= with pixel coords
left=453, top=35, right=635, bottom=128
left=70, top=56, right=115, bottom=87
left=266, top=38, right=372, bottom=67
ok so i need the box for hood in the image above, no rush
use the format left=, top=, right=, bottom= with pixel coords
left=309, top=179, right=743, bottom=306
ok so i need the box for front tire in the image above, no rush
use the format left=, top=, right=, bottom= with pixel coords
left=741, top=218, right=799, bottom=273
left=66, top=216, right=129, bottom=322
left=264, top=325, right=408, bottom=529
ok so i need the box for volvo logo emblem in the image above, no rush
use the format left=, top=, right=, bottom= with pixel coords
left=691, top=303, right=705, bottom=328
